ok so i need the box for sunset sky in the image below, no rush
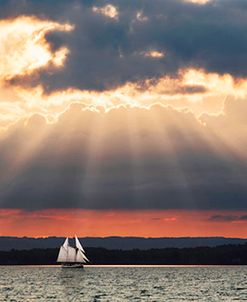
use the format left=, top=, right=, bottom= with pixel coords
left=0, top=0, right=247, bottom=237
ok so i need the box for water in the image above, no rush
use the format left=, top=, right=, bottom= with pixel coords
left=0, top=266, right=247, bottom=301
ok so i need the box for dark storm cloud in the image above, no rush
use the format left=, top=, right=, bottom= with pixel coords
left=1, top=0, right=247, bottom=90
left=209, top=215, right=247, bottom=222
left=1, top=102, right=247, bottom=210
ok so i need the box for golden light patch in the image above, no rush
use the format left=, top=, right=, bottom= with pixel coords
left=0, top=13, right=247, bottom=129
left=184, top=0, right=211, bottom=4
left=142, top=50, right=165, bottom=59
left=13, top=68, right=247, bottom=122
left=0, top=16, right=73, bottom=81
left=92, top=4, right=119, bottom=20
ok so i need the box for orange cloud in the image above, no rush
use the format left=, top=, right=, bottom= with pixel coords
left=12, top=68, right=247, bottom=122
left=0, top=16, right=73, bottom=130
left=0, top=16, right=73, bottom=82
left=1, top=209, right=246, bottom=237
left=1, top=17, right=247, bottom=132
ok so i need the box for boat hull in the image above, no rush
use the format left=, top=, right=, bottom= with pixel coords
left=61, top=263, right=84, bottom=268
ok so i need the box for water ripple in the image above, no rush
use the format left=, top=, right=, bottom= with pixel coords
left=0, top=266, right=247, bottom=301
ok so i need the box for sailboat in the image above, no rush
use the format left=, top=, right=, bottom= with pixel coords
left=57, top=236, right=89, bottom=268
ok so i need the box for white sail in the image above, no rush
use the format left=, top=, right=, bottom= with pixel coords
left=75, top=236, right=89, bottom=262
left=75, top=236, right=85, bottom=252
left=57, top=246, right=67, bottom=262
left=56, top=236, right=89, bottom=265
left=82, top=253, right=90, bottom=263
left=63, top=237, right=69, bottom=249
left=67, top=246, right=77, bottom=262
left=76, top=250, right=87, bottom=263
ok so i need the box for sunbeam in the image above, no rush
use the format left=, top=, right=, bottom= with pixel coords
left=1, top=5, right=247, bottom=239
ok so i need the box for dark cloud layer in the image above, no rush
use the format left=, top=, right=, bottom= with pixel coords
left=209, top=215, right=247, bottom=222
left=1, top=0, right=247, bottom=90
left=1, top=101, right=247, bottom=210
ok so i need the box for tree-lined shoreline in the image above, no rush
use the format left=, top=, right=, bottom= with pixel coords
left=1, top=244, right=247, bottom=265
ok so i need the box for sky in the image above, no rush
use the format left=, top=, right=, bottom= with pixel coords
left=0, top=0, right=247, bottom=237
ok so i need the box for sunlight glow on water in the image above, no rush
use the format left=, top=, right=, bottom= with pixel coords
left=0, top=266, right=247, bottom=301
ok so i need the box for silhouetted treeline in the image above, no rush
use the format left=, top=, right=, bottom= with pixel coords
left=1, top=244, right=247, bottom=265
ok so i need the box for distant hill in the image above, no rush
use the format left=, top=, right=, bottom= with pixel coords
left=0, top=236, right=246, bottom=251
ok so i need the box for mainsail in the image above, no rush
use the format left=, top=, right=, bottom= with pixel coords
left=57, top=236, right=89, bottom=264
left=57, top=246, right=67, bottom=262
left=67, top=246, right=77, bottom=262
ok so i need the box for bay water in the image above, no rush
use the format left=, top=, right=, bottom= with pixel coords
left=0, top=266, right=247, bottom=301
